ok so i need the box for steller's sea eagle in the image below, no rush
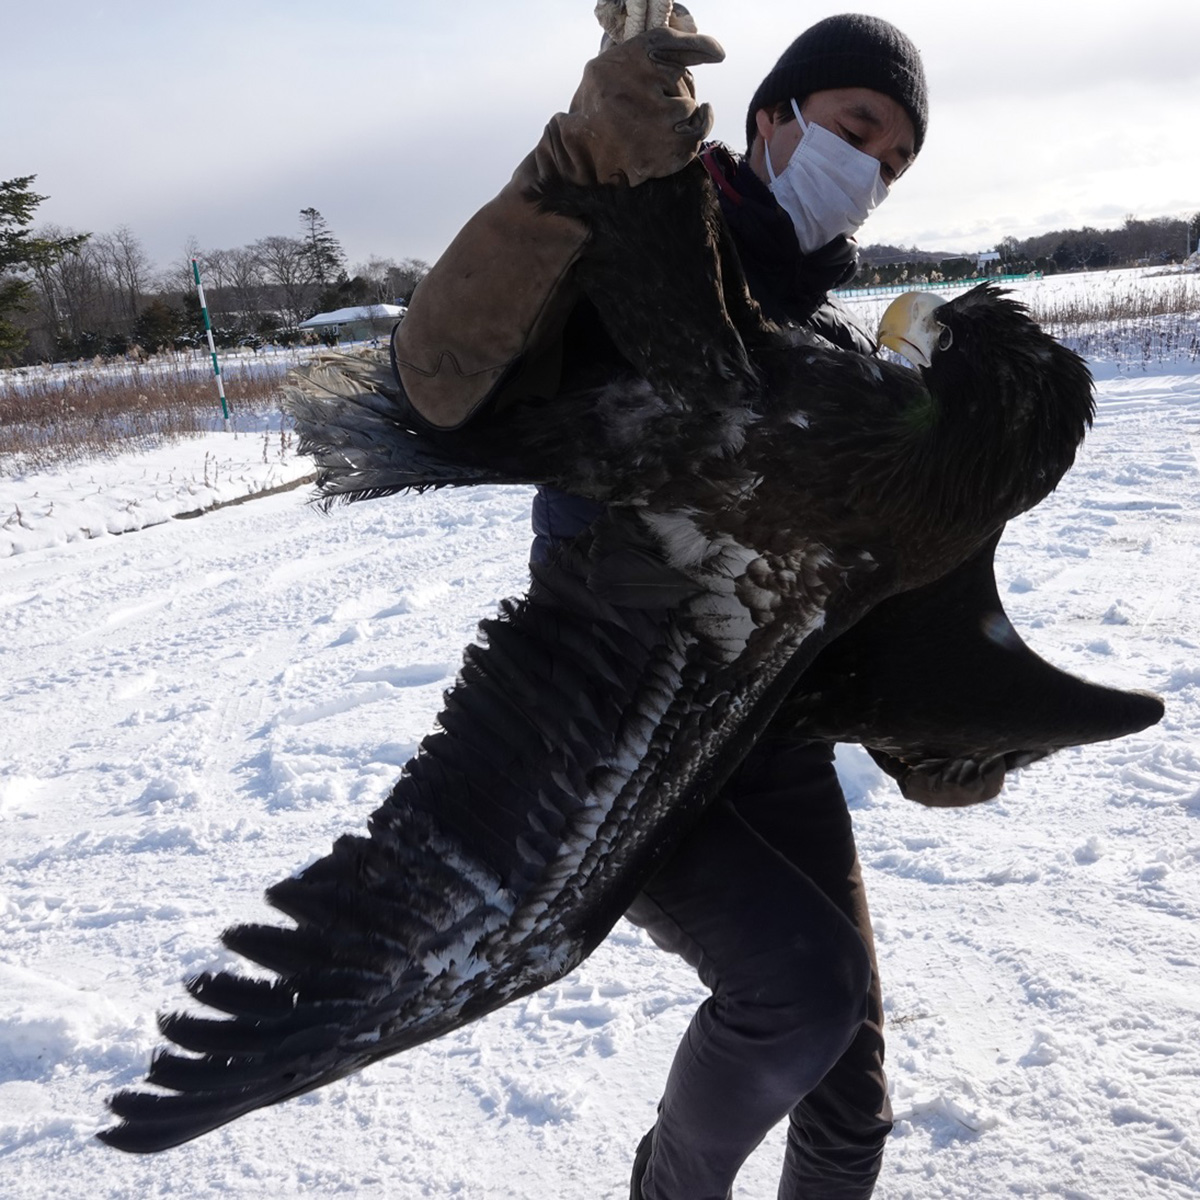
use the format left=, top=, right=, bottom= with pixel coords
left=99, top=159, right=1163, bottom=1154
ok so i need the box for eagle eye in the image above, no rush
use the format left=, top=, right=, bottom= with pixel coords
left=937, top=325, right=954, bottom=352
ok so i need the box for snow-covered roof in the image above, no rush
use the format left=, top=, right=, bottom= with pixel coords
left=298, top=304, right=407, bottom=328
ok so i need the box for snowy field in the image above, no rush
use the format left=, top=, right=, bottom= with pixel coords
left=2, top=271, right=1199, bottom=1198
left=0, top=419, right=312, bottom=558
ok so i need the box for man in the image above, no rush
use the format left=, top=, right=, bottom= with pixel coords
left=392, top=14, right=937, bottom=1198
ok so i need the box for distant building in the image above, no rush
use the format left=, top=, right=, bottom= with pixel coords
left=297, top=304, right=407, bottom=343
left=976, top=251, right=1001, bottom=272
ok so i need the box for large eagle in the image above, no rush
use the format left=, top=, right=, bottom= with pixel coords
left=99, top=160, right=1162, bottom=1153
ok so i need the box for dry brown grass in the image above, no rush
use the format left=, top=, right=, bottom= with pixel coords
left=0, top=356, right=293, bottom=471
left=1030, top=276, right=1200, bottom=366
left=1030, top=277, right=1198, bottom=325
left=3, top=277, right=1198, bottom=473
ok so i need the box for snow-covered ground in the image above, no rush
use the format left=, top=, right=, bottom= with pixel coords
left=0, top=417, right=312, bottom=558
left=2, top=278, right=1199, bottom=1198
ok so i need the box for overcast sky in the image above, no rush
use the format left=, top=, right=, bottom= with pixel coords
left=6, top=0, right=1198, bottom=275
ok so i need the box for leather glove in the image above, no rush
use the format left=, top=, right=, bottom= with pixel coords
left=538, top=27, right=724, bottom=187
left=392, top=27, right=724, bottom=429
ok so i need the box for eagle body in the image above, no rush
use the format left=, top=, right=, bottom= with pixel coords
left=100, top=161, right=1161, bottom=1153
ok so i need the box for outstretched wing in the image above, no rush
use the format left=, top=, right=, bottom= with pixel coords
left=99, top=511, right=852, bottom=1153
left=779, top=528, right=1164, bottom=802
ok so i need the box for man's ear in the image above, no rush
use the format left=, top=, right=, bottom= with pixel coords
left=749, top=107, right=775, bottom=171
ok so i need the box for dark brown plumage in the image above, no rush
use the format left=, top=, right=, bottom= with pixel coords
left=99, top=160, right=1161, bottom=1155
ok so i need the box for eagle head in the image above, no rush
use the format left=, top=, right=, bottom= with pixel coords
left=874, top=284, right=1095, bottom=520
left=876, top=290, right=952, bottom=368
left=876, top=285, right=1092, bottom=409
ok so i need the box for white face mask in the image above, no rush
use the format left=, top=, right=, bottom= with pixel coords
left=764, top=98, right=890, bottom=255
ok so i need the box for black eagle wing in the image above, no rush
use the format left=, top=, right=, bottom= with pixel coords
left=780, top=528, right=1165, bottom=802
left=99, top=510, right=853, bottom=1154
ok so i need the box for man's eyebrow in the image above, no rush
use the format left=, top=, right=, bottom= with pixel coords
left=846, top=102, right=883, bottom=127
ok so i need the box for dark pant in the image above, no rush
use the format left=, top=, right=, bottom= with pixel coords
left=625, top=741, right=892, bottom=1200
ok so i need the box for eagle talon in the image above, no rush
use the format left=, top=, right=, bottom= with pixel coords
left=596, top=0, right=693, bottom=42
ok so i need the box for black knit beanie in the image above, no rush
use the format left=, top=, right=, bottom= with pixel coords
left=745, top=14, right=928, bottom=155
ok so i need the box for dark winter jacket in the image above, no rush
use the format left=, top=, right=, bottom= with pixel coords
left=532, top=141, right=874, bottom=564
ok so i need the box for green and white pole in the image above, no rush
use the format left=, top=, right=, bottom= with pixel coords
left=192, top=257, right=230, bottom=430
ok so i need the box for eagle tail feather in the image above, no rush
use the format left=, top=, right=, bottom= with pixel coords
left=284, top=350, right=524, bottom=501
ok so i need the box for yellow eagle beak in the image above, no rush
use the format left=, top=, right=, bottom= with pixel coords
left=876, top=291, right=950, bottom=368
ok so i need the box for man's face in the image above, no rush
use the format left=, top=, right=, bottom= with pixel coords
left=752, top=87, right=917, bottom=188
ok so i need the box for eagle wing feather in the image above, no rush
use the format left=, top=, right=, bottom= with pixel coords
left=99, top=509, right=853, bottom=1153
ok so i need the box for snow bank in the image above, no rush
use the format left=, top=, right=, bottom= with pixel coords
left=1, top=422, right=312, bottom=557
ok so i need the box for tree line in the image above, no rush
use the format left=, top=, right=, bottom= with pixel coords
left=995, top=212, right=1200, bottom=274
left=0, top=176, right=429, bottom=366
left=4, top=175, right=1198, bottom=366
left=855, top=212, right=1200, bottom=289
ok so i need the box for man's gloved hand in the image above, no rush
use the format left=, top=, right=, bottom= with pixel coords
left=392, top=26, right=724, bottom=430
left=534, top=27, right=725, bottom=188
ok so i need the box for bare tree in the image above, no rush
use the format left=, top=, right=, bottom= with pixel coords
left=28, top=225, right=114, bottom=352
left=171, top=235, right=204, bottom=292
left=166, top=239, right=260, bottom=347
left=389, top=257, right=430, bottom=303
left=190, top=246, right=260, bottom=333
left=195, top=246, right=233, bottom=326
left=60, top=242, right=113, bottom=344
left=25, top=222, right=85, bottom=353
left=353, top=257, right=398, bottom=305
left=25, top=223, right=155, bottom=356
left=95, top=225, right=151, bottom=329
left=224, top=246, right=267, bottom=331
left=347, top=256, right=430, bottom=306
left=253, top=234, right=317, bottom=329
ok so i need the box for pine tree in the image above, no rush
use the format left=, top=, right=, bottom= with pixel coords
left=132, top=298, right=183, bottom=353
left=0, top=176, right=88, bottom=363
left=299, top=207, right=345, bottom=290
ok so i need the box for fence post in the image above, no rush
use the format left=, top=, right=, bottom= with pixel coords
left=192, top=258, right=230, bottom=430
